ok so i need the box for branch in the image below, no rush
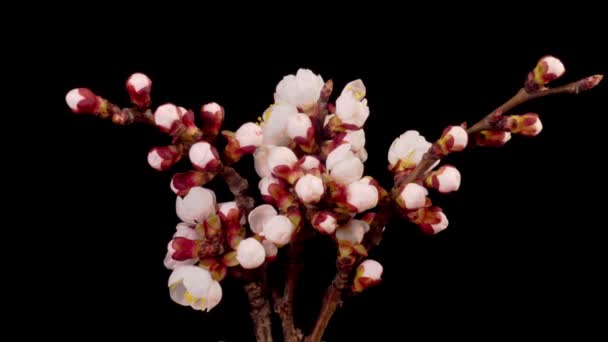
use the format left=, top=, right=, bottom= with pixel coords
left=306, top=73, right=602, bottom=342
left=245, top=281, right=274, bottom=342
left=220, top=165, right=255, bottom=214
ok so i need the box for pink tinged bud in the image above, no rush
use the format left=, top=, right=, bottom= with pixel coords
left=434, top=125, right=468, bottom=155
left=170, top=171, right=213, bottom=195
left=286, top=113, right=313, bottom=140
left=474, top=130, right=511, bottom=147
left=268, top=146, right=298, bottom=172
left=200, top=102, right=225, bottom=139
left=236, top=238, right=266, bottom=269
left=353, top=259, right=383, bottom=292
left=65, top=88, right=100, bottom=114
left=189, top=141, right=221, bottom=171
left=163, top=223, right=202, bottom=270
left=262, top=239, right=278, bottom=261
left=429, top=211, right=449, bottom=234
left=526, top=55, right=565, bottom=91
left=330, top=156, right=364, bottom=185
left=126, top=73, right=152, bottom=108
left=312, top=211, right=338, bottom=234
left=168, top=265, right=215, bottom=310
left=258, top=176, right=281, bottom=198
left=425, top=165, right=461, bottom=193
left=578, top=74, right=603, bottom=91
left=398, top=183, right=429, bottom=210
left=504, top=113, right=543, bottom=137
left=326, top=144, right=355, bottom=170
left=346, top=180, right=379, bottom=213
left=248, top=204, right=278, bottom=235
left=262, top=215, right=295, bottom=247
left=300, top=155, right=321, bottom=171
left=235, top=122, right=263, bottom=149
left=154, top=103, right=183, bottom=134
left=218, top=201, right=243, bottom=224
left=168, top=237, right=200, bottom=261
left=148, top=145, right=181, bottom=171
left=343, top=129, right=366, bottom=152
left=388, top=130, right=432, bottom=171
left=336, top=219, right=370, bottom=244
left=295, top=174, right=324, bottom=204
left=176, top=187, right=217, bottom=224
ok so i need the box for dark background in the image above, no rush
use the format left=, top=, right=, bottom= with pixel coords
left=26, top=8, right=607, bottom=341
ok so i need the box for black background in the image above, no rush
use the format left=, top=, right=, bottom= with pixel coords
left=26, top=7, right=607, bottom=341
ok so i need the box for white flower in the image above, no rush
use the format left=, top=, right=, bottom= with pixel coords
left=335, top=80, right=370, bottom=128
left=236, top=122, right=263, bottom=148
left=274, top=68, right=325, bottom=109
left=358, top=259, right=383, bottom=280
left=286, top=113, right=313, bottom=140
left=344, top=129, right=366, bottom=152
left=254, top=145, right=271, bottom=178
left=168, top=265, right=221, bottom=311
left=236, top=238, right=266, bottom=269
left=163, top=223, right=202, bottom=270
left=154, top=103, right=181, bottom=132
left=189, top=141, right=219, bottom=170
left=261, top=104, right=298, bottom=146
left=295, top=174, right=324, bottom=204
left=398, top=183, right=428, bottom=210
left=430, top=212, right=449, bottom=234
left=267, top=146, right=298, bottom=172
left=262, top=215, right=295, bottom=246
left=248, top=204, right=278, bottom=235
left=300, top=155, right=321, bottom=171
left=388, top=130, right=432, bottom=168
left=176, top=187, right=217, bottom=224
left=336, top=219, right=369, bottom=244
left=330, top=157, right=364, bottom=185
left=346, top=179, right=379, bottom=212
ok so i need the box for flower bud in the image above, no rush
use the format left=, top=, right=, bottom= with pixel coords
left=299, top=155, right=321, bottom=171
left=286, top=113, right=313, bottom=140
left=434, top=125, right=468, bottom=155
left=407, top=207, right=449, bottom=235
left=176, top=187, right=217, bottom=224
left=236, top=238, right=266, bottom=269
left=235, top=122, right=263, bottom=150
left=217, top=201, right=243, bottom=224
left=425, top=165, right=461, bottom=193
left=262, top=239, right=278, bottom=261
left=274, top=68, right=325, bottom=110
left=336, top=219, right=369, bottom=244
left=353, top=259, right=383, bottom=292
left=525, top=55, right=565, bottom=92
left=189, top=141, right=221, bottom=171
left=312, top=211, right=338, bottom=234
left=200, top=102, right=225, bottom=139
left=170, top=171, right=215, bottom=196
left=65, top=88, right=100, bottom=114
left=147, top=145, right=182, bottom=171
left=154, top=103, right=183, bottom=134
left=248, top=204, right=278, bottom=235
left=295, top=174, right=324, bottom=204
left=330, top=156, right=364, bottom=185
left=335, top=80, right=370, bottom=128
left=474, top=130, right=511, bottom=147
left=396, top=183, right=428, bottom=210
left=346, top=179, right=379, bottom=213
left=258, top=176, right=282, bottom=202
left=578, top=74, right=603, bottom=92
left=126, top=72, right=152, bottom=109
left=503, top=113, right=543, bottom=137
left=163, top=223, right=203, bottom=270
left=262, top=215, right=295, bottom=246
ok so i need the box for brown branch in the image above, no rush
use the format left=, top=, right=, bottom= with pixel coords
left=220, top=165, right=255, bottom=214
left=306, top=261, right=352, bottom=342
left=306, top=74, right=602, bottom=342
left=245, top=281, right=274, bottom=342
